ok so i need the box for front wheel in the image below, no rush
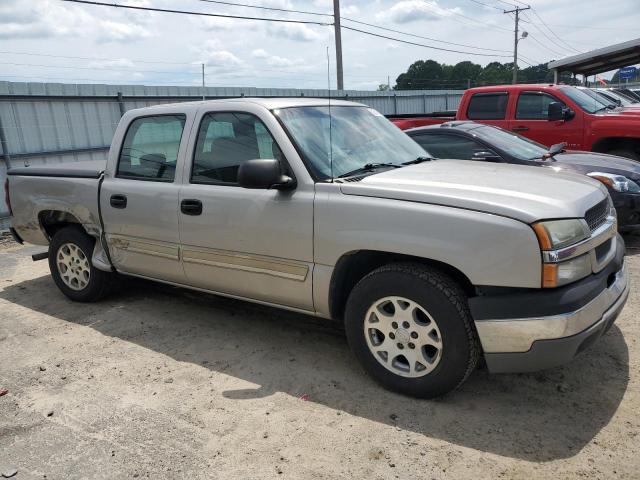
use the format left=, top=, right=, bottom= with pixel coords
left=344, top=263, right=480, bottom=398
left=48, top=226, right=113, bottom=302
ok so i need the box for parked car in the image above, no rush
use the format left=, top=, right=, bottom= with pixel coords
left=406, top=121, right=640, bottom=230
left=389, top=84, right=640, bottom=161
left=612, top=88, right=640, bottom=102
left=579, top=87, right=636, bottom=108
left=6, top=99, right=628, bottom=398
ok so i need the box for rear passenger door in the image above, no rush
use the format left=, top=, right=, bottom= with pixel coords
left=510, top=91, right=584, bottom=148
left=100, top=113, right=188, bottom=283
left=465, top=92, right=510, bottom=130
left=178, top=109, right=314, bottom=311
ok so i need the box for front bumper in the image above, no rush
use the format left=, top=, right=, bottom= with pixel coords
left=472, top=237, right=629, bottom=373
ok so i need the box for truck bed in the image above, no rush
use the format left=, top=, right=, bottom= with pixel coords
left=7, top=160, right=106, bottom=246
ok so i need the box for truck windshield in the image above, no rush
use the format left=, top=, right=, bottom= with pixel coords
left=274, top=106, right=428, bottom=179
left=560, top=86, right=610, bottom=113
left=469, top=124, right=549, bottom=161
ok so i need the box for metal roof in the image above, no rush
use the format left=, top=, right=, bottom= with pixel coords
left=548, top=38, right=640, bottom=76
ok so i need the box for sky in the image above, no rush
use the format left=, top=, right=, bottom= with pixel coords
left=0, top=0, right=638, bottom=91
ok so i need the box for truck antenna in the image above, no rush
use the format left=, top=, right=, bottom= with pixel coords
left=327, top=46, right=334, bottom=183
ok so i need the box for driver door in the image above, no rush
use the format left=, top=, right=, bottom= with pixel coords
left=509, top=91, right=583, bottom=149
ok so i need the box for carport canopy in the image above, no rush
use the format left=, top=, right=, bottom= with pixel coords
left=548, top=37, right=640, bottom=81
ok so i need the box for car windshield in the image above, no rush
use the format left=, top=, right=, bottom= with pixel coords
left=274, top=105, right=428, bottom=179
left=560, top=86, right=610, bottom=113
left=595, top=89, right=633, bottom=106
left=467, top=124, right=549, bottom=161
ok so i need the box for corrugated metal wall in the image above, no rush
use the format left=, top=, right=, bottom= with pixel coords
left=0, top=81, right=464, bottom=228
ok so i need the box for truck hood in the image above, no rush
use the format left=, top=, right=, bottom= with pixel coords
left=339, top=160, right=608, bottom=224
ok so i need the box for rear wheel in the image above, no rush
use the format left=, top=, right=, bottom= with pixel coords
left=344, top=263, right=480, bottom=398
left=48, top=226, right=113, bottom=302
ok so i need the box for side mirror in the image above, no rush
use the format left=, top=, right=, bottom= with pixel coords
left=472, top=150, right=502, bottom=162
left=237, top=159, right=295, bottom=190
left=548, top=102, right=564, bottom=121
left=548, top=102, right=575, bottom=122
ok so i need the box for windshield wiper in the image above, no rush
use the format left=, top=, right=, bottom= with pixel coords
left=402, top=156, right=434, bottom=166
left=337, top=162, right=401, bottom=178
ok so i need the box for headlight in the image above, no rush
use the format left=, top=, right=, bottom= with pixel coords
left=532, top=219, right=590, bottom=250
left=588, top=172, right=640, bottom=193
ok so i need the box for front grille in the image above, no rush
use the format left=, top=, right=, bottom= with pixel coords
left=585, top=199, right=609, bottom=232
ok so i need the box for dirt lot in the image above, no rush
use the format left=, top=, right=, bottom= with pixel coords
left=1, top=234, right=639, bottom=480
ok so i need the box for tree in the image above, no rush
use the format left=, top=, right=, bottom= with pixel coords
left=395, top=60, right=445, bottom=90
left=377, top=83, right=391, bottom=91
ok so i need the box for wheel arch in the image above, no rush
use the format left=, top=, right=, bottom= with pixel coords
left=592, top=136, right=640, bottom=155
left=38, top=209, right=88, bottom=240
left=328, top=250, right=476, bottom=322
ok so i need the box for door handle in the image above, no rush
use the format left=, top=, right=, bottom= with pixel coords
left=181, top=199, right=203, bottom=216
left=512, top=126, right=529, bottom=132
left=110, top=194, right=127, bottom=209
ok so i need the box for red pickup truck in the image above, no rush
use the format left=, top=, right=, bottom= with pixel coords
left=391, top=84, right=640, bottom=161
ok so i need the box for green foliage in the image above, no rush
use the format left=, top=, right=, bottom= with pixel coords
left=393, top=59, right=572, bottom=90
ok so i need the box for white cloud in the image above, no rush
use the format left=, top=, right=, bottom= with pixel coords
left=0, top=0, right=152, bottom=42
left=96, top=21, right=152, bottom=43
left=205, top=51, right=243, bottom=68
left=375, top=0, right=460, bottom=24
left=342, top=5, right=360, bottom=15
left=266, top=23, right=322, bottom=42
left=251, top=49, right=270, bottom=59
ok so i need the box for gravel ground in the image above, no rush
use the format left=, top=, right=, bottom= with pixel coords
left=1, top=236, right=639, bottom=479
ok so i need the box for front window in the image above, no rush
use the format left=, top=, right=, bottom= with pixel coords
left=516, top=92, right=565, bottom=120
left=191, top=112, right=284, bottom=185
left=274, top=106, right=427, bottom=179
left=467, top=124, right=549, bottom=161
left=560, top=86, right=609, bottom=114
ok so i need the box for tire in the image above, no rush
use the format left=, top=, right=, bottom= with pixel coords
left=607, top=149, right=640, bottom=162
left=48, top=226, right=113, bottom=302
left=344, top=263, right=480, bottom=399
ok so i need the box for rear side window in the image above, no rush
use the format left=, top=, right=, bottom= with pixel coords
left=117, top=114, right=186, bottom=182
left=411, top=133, right=480, bottom=159
left=516, top=92, right=565, bottom=120
left=191, top=112, right=284, bottom=185
left=467, top=93, right=508, bottom=120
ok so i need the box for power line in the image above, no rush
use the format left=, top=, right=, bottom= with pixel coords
left=526, top=33, right=566, bottom=58
left=193, top=0, right=331, bottom=17
left=419, top=0, right=512, bottom=33
left=466, top=0, right=503, bottom=11
left=59, top=0, right=333, bottom=25
left=527, top=9, right=581, bottom=54
left=341, top=17, right=511, bottom=53
left=0, top=61, right=197, bottom=75
left=341, top=25, right=512, bottom=58
left=0, top=50, right=194, bottom=65
left=521, top=13, right=577, bottom=55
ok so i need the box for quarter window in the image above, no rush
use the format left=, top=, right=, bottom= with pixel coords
left=411, top=133, right=481, bottom=160
left=192, top=112, right=284, bottom=185
left=516, top=92, right=565, bottom=120
left=117, top=115, right=186, bottom=182
left=467, top=93, right=508, bottom=120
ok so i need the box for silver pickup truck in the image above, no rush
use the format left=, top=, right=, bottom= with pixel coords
left=6, top=98, right=629, bottom=398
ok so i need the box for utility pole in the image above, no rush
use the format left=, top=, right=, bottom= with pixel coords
left=333, top=0, right=344, bottom=91
left=201, top=63, right=205, bottom=100
left=504, top=5, right=530, bottom=84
